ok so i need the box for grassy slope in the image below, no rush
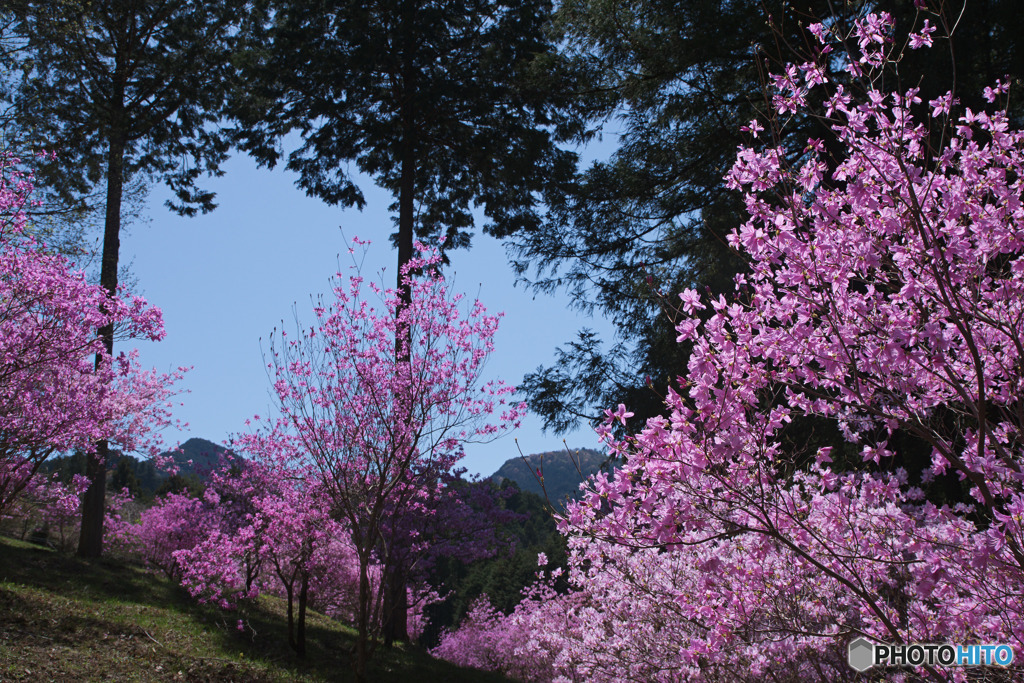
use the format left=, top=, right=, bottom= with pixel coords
left=0, top=537, right=508, bottom=682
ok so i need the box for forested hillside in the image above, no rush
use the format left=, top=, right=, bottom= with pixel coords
left=39, top=438, right=228, bottom=502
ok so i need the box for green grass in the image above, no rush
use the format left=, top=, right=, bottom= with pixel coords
left=0, top=537, right=509, bottom=682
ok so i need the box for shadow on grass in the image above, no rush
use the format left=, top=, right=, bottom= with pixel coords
left=0, top=537, right=509, bottom=683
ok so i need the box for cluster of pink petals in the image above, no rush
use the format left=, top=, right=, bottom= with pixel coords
left=432, top=571, right=571, bottom=682
left=435, top=11, right=1024, bottom=681
left=0, top=154, right=183, bottom=519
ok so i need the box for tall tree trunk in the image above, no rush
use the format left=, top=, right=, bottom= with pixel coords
left=296, top=569, right=308, bottom=657
left=354, top=551, right=373, bottom=682
left=379, top=96, right=415, bottom=649
left=78, top=131, right=125, bottom=559
left=285, top=578, right=295, bottom=650
left=381, top=561, right=409, bottom=646
left=380, top=0, right=416, bottom=646
left=396, top=100, right=415, bottom=302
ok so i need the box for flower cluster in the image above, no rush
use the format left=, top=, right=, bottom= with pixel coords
left=435, top=10, right=1024, bottom=681
left=0, top=154, right=182, bottom=519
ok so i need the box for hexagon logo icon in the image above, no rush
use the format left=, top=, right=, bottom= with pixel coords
left=848, top=637, right=875, bottom=672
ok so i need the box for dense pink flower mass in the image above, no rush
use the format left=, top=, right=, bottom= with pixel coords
left=436, top=11, right=1024, bottom=682
left=432, top=568, right=571, bottom=682
left=112, top=491, right=215, bottom=580
left=0, top=155, right=182, bottom=518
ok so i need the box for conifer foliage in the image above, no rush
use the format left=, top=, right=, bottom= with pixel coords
left=230, top=0, right=582, bottom=284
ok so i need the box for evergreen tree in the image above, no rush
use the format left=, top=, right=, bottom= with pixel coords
left=4, top=0, right=248, bottom=557
left=109, top=457, right=141, bottom=499
left=514, top=0, right=1024, bottom=433
left=154, top=473, right=205, bottom=499
left=229, top=0, right=586, bottom=644
left=230, top=0, right=585, bottom=289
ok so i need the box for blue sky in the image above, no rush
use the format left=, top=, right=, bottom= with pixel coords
left=118, top=152, right=617, bottom=477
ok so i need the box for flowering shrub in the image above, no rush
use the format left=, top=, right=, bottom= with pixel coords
left=436, top=8, right=1024, bottom=682
left=112, top=491, right=216, bottom=579
left=1, top=473, right=89, bottom=550
left=432, top=590, right=565, bottom=683
left=0, top=154, right=182, bottom=518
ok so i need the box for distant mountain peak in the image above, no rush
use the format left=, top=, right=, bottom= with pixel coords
left=491, top=447, right=611, bottom=503
left=162, top=437, right=229, bottom=477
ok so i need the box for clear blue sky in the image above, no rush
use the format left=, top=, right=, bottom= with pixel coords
left=119, top=152, right=617, bottom=477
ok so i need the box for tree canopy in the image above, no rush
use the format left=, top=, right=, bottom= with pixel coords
left=230, top=0, right=586, bottom=282
left=3, top=0, right=247, bottom=556
left=514, top=0, right=1024, bottom=434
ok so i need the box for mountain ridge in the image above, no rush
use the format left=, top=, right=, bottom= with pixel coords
left=490, top=447, right=610, bottom=503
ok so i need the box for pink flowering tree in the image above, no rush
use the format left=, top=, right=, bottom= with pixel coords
left=435, top=9, right=1024, bottom=682
left=109, top=490, right=217, bottom=579
left=432, top=559, right=572, bottom=683
left=167, top=446, right=371, bottom=658
left=0, top=155, right=181, bottom=521
left=3, top=472, right=89, bottom=549
left=560, top=11, right=1024, bottom=681
left=250, top=239, right=523, bottom=679
left=216, top=459, right=339, bottom=657
left=172, top=456, right=276, bottom=610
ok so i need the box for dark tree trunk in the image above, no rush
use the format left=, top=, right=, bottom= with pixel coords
left=381, top=561, right=409, bottom=646
left=296, top=570, right=308, bottom=657
left=396, top=97, right=416, bottom=303
left=284, top=577, right=296, bottom=651
left=379, top=1, right=415, bottom=647
left=354, top=550, right=373, bottom=682
left=78, top=131, right=125, bottom=559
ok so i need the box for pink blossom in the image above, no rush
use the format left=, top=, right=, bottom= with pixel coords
left=436, top=12, right=1024, bottom=681
left=0, top=154, right=182, bottom=519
